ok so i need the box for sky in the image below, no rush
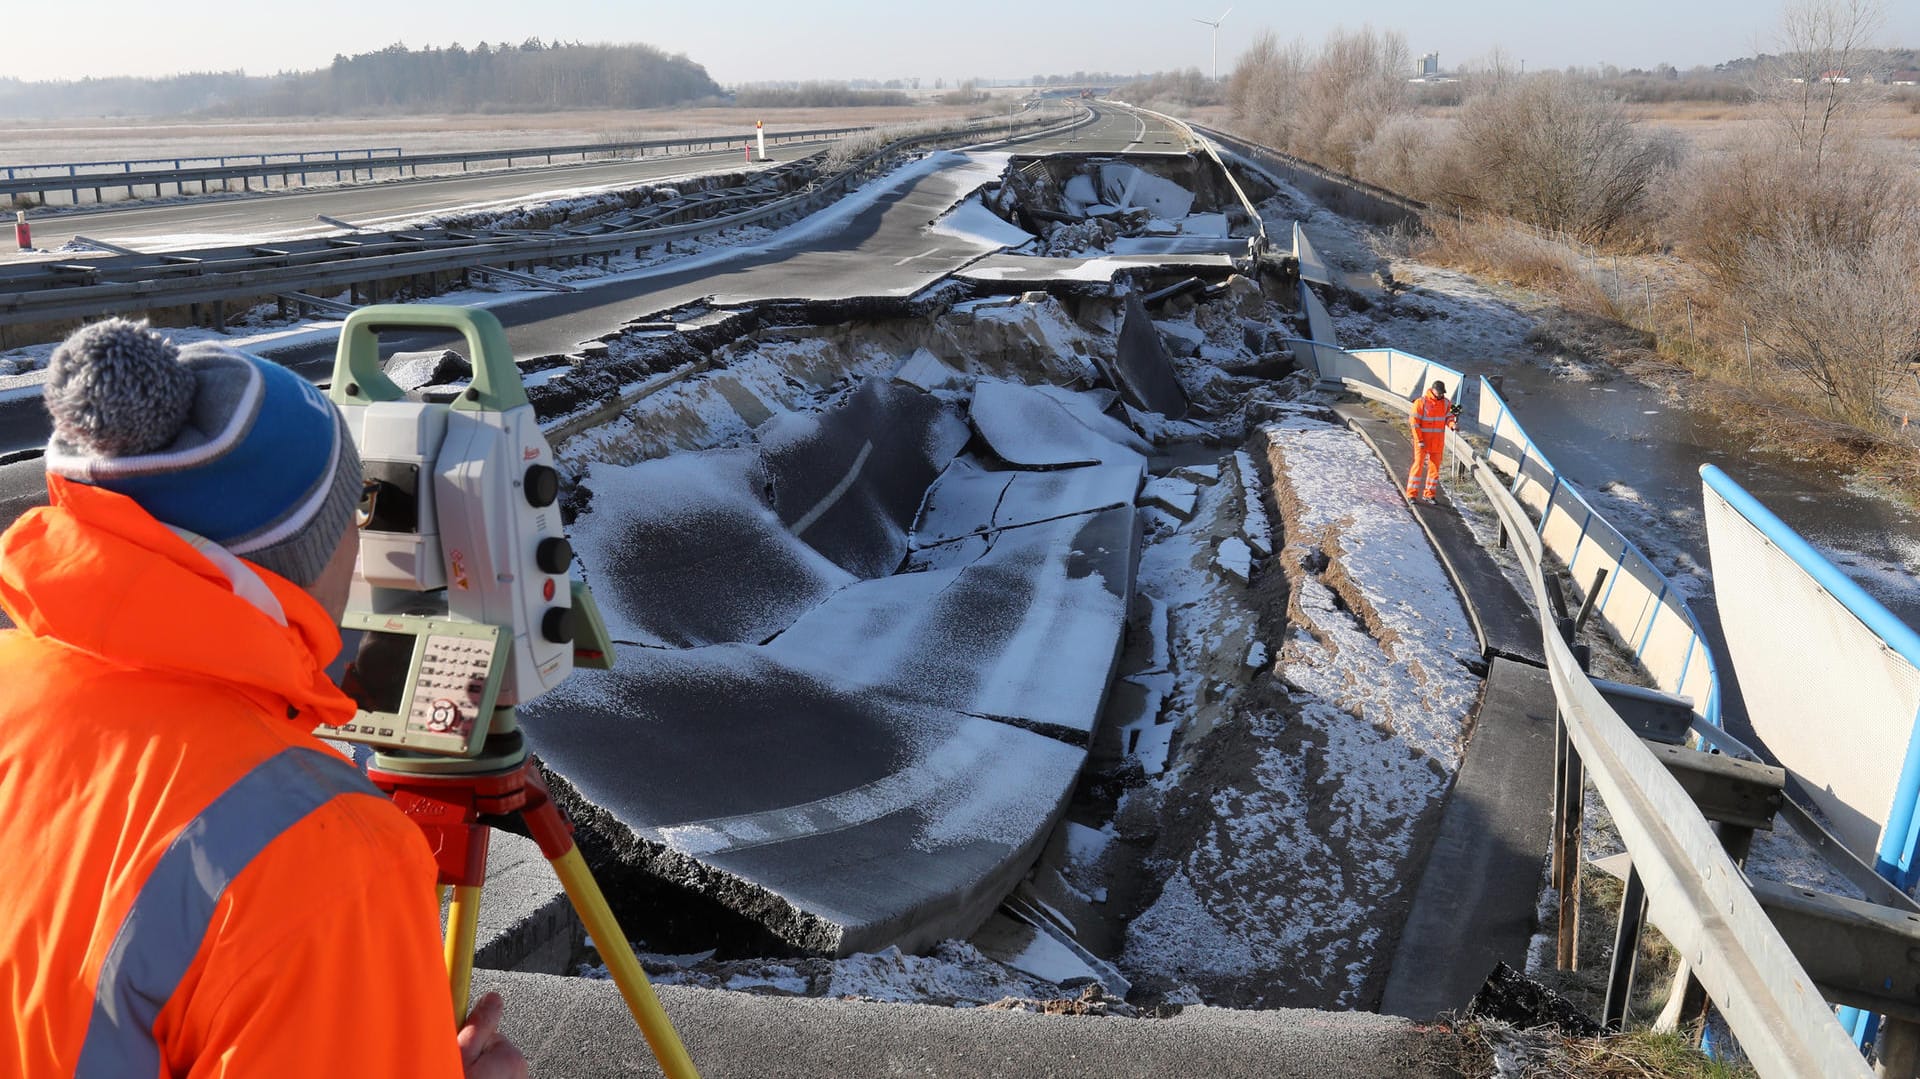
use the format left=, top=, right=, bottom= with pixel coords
left=12, top=0, right=1919, bottom=86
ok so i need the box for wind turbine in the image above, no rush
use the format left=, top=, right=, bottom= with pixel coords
left=1194, top=7, right=1232, bottom=82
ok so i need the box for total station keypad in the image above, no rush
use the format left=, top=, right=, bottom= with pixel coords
left=407, top=635, right=496, bottom=738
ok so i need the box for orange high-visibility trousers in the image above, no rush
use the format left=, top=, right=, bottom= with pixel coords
left=1406, top=435, right=1443, bottom=499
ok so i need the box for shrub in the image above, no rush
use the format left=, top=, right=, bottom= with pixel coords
left=1226, top=26, right=1410, bottom=175
left=1443, top=75, right=1676, bottom=242
left=1728, top=213, right=1920, bottom=428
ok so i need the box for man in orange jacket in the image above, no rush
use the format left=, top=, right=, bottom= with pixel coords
left=1406, top=379, right=1458, bottom=503
left=0, top=320, right=526, bottom=1078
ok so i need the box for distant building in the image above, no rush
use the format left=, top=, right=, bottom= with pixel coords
left=1819, top=69, right=1852, bottom=83
left=1892, top=70, right=1920, bottom=85
left=1416, top=52, right=1440, bottom=78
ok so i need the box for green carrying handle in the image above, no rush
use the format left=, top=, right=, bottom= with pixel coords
left=329, top=304, right=528, bottom=413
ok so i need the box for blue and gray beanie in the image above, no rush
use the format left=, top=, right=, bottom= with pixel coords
left=42, top=319, right=361, bottom=588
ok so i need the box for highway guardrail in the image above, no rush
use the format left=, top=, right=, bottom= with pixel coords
left=1294, top=330, right=1885, bottom=1076
left=0, top=107, right=1095, bottom=332
left=1098, top=103, right=1269, bottom=266
left=1, top=128, right=872, bottom=207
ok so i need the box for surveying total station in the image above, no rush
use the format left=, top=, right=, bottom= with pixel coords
left=327, top=305, right=699, bottom=1079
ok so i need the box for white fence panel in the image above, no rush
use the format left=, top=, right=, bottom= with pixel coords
left=1293, top=221, right=1331, bottom=286
left=1703, top=466, right=1920, bottom=875
left=1539, top=483, right=1589, bottom=556
left=1299, top=280, right=1339, bottom=347
left=1641, top=604, right=1700, bottom=694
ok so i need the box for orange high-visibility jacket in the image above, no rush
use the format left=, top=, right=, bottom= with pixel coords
left=0, top=477, right=462, bottom=1079
left=1410, top=391, right=1454, bottom=445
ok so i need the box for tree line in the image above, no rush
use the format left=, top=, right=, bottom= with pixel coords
left=0, top=40, right=722, bottom=119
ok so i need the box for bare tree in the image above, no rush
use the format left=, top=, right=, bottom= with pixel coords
left=1755, top=0, right=1887, bottom=174
left=1226, top=31, right=1309, bottom=155
left=1226, top=25, right=1410, bottom=175
left=1297, top=26, right=1413, bottom=174
left=1737, top=221, right=1920, bottom=427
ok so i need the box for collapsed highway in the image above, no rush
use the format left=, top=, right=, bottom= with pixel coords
left=2, top=103, right=1894, bottom=1076
left=0, top=106, right=1503, bottom=1072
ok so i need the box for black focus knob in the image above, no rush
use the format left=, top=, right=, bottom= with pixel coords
left=536, top=537, right=574, bottom=574
left=524, top=464, right=559, bottom=507
left=541, top=606, right=576, bottom=644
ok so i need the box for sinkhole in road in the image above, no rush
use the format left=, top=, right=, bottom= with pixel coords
left=476, top=268, right=1364, bottom=1007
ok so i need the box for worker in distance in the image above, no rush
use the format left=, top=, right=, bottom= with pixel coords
left=0, top=319, right=526, bottom=1078
left=1406, top=379, right=1460, bottom=503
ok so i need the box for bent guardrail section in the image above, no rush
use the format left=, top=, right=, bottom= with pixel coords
left=1292, top=222, right=1330, bottom=287
left=1193, top=124, right=1428, bottom=232
left=1295, top=336, right=1866, bottom=1076
left=1117, top=105, right=1269, bottom=264
left=1497, top=496, right=1869, bottom=1077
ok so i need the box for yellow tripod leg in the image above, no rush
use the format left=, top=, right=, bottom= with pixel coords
left=444, top=883, right=483, bottom=1023
left=550, top=847, right=701, bottom=1079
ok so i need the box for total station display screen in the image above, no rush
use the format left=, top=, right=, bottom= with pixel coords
left=340, top=629, right=418, bottom=716
left=359, top=462, right=422, bottom=534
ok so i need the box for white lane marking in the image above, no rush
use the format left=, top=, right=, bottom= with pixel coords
left=651, top=724, right=1000, bottom=855
left=790, top=440, right=873, bottom=536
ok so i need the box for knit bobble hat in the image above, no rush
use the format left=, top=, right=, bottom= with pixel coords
left=43, top=319, right=362, bottom=588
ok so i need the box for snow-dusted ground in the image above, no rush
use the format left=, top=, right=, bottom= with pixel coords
left=1067, top=394, right=1484, bottom=1012
left=1259, top=170, right=1919, bottom=1032
left=1262, top=416, right=1483, bottom=768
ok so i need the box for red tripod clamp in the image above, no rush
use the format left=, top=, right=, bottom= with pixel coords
left=368, top=761, right=578, bottom=888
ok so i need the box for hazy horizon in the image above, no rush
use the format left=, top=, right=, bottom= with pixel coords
left=13, top=0, right=1920, bottom=88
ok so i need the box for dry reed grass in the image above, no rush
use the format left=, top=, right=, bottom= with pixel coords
left=1412, top=212, right=1920, bottom=502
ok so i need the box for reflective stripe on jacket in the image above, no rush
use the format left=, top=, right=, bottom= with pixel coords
left=1411, top=392, right=1453, bottom=441
left=0, top=476, right=462, bottom=1079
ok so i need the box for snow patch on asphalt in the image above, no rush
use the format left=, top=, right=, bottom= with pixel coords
left=929, top=192, right=1036, bottom=250
left=1263, top=417, right=1481, bottom=768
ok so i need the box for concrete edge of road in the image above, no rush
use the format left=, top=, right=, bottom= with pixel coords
left=470, top=967, right=1466, bottom=1079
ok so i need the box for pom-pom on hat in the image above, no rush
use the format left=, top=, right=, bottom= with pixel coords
left=42, top=319, right=361, bottom=588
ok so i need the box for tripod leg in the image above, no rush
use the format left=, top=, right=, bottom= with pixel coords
left=445, top=884, right=482, bottom=1023
left=550, top=847, right=701, bottom=1079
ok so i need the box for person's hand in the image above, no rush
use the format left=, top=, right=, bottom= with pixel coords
left=459, top=992, right=529, bottom=1079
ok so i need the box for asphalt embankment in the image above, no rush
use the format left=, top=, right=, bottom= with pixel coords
left=471, top=968, right=1470, bottom=1079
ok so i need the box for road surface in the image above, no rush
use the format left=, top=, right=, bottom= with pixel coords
left=1, top=141, right=834, bottom=262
